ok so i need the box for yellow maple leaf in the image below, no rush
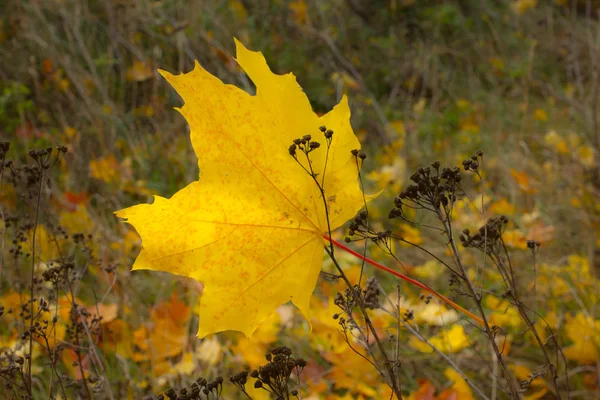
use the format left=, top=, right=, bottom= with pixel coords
left=116, top=39, right=368, bottom=338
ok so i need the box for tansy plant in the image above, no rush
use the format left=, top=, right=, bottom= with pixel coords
left=116, top=39, right=481, bottom=397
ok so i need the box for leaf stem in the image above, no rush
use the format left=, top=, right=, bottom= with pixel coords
left=323, top=235, right=485, bottom=327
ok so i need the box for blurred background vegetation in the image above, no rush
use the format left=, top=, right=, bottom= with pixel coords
left=0, top=0, right=599, bottom=399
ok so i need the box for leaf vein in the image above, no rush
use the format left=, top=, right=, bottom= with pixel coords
left=223, top=235, right=319, bottom=314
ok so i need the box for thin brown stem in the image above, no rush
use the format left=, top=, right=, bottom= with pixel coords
left=437, top=207, right=521, bottom=399
left=27, top=165, right=45, bottom=394
left=292, top=138, right=403, bottom=398
left=325, top=247, right=403, bottom=398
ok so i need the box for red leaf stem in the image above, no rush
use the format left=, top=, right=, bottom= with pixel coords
left=323, top=235, right=485, bottom=326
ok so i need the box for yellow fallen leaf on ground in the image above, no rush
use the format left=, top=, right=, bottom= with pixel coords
left=438, top=368, right=474, bottom=400
left=409, top=324, right=469, bottom=354
left=489, top=198, right=516, bottom=216
left=398, top=223, right=423, bottom=245
left=288, top=0, right=308, bottom=24
left=407, top=369, right=474, bottom=400
left=324, top=347, right=391, bottom=398
left=511, top=0, right=538, bottom=15
left=99, top=319, right=132, bottom=358
left=563, top=312, right=600, bottom=364
left=502, top=229, right=528, bottom=250
left=533, top=108, right=547, bottom=121
left=232, top=311, right=281, bottom=368
left=510, top=364, right=548, bottom=400
left=407, top=380, right=436, bottom=400
left=415, top=303, right=460, bottom=326
left=89, top=155, right=120, bottom=183
left=195, top=336, right=223, bottom=366
left=86, top=303, right=118, bottom=324
left=510, top=169, right=538, bottom=194
left=132, top=294, right=191, bottom=375
left=116, top=39, right=368, bottom=337
left=486, top=296, right=522, bottom=329
left=309, top=297, right=349, bottom=353
left=126, top=60, right=154, bottom=82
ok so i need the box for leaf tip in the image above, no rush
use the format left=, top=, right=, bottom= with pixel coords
left=232, top=36, right=243, bottom=48
left=113, top=208, right=128, bottom=221
left=233, top=37, right=253, bottom=59
left=157, top=68, right=174, bottom=81
left=233, top=38, right=268, bottom=73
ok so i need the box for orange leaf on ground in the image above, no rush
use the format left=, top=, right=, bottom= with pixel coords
left=132, top=294, right=191, bottom=369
